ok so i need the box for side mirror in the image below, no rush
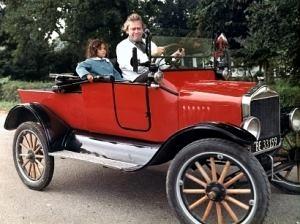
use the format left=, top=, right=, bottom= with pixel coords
left=131, top=47, right=138, bottom=72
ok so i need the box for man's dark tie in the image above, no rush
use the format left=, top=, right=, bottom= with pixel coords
left=135, top=41, right=146, bottom=53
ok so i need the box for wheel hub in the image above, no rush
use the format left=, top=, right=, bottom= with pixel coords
left=26, top=150, right=35, bottom=163
left=206, top=182, right=226, bottom=201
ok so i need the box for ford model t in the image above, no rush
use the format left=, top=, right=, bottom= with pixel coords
left=4, top=33, right=300, bottom=224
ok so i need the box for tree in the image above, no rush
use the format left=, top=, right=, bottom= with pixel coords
left=195, top=0, right=254, bottom=49
left=243, top=0, right=300, bottom=83
left=1, top=0, right=131, bottom=80
left=1, top=0, right=62, bottom=80
left=60, top=0, right=129, bottom=58
left=0, top=2, right=16, bottom=77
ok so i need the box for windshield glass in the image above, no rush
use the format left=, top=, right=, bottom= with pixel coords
left=152, top=35, right=213, bottom=69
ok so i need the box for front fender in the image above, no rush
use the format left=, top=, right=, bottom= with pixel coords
left=148, top=122, right=256, bottom=166
left=4, top=103, right=70, bottom=151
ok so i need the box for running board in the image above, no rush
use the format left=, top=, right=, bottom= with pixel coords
left=49, top=150, right=141, bottom=171
left=50, top=131, right=161, bottom=171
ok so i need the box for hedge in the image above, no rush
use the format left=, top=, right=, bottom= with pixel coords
left=272, top=80, right=300, bottom=108
left=0, top=77, right=52, bottom=102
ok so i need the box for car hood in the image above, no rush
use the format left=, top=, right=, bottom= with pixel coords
left=178, top=80, right=256, bottom=97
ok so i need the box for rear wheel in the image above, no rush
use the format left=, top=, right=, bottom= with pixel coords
left=13, top=122, right=54, bottom=190
left=167, top=138, right=270, bottom=224
left=271, top=130, right=300, bottom=194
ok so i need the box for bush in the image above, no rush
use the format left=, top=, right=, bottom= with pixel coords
left=272, top=80, right=300, bottom=108
left=0, top=77, right=52, bottom=102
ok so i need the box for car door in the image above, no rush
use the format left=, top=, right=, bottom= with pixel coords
left=113, top=82, right=150, bottom=131
left=81, top=81, right=150, bottom=134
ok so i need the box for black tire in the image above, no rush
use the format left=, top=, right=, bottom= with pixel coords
left=270, top=130, right=300, bottom=194
left=166, top=138, right=270, bottom=224
left=13, top=121, right=54, bottom=190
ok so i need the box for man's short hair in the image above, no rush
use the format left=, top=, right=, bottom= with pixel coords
left=122, top=13, right=145, bottom=33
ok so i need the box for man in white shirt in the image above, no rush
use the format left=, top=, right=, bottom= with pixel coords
left=116, top=13, right=183, bottom=82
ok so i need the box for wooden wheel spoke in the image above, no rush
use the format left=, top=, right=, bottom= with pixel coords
left=19, top=153, right=29, bottom=158
left=202, top=201, right=213, bottom=222
left=35, top=162, right=42, bottom=177
left=183, top=189, right=205, bottom=194
left=20, top=143, right=30, bottom=150
left=189, top=195, right=208, bottom=210
left=27, top=163, right=33, bottom=177
left=35, top=159, right=45, bottom=168
left=34, top=145, right=42, bottom=154
left=224, top=172, right=244, bottom=188
left=226, top=189, right=251, bottom=194
left=32, top=163, right=37, bottom=179
left=185, top=173, right=207, bottom=188
left=29, top=133, right=34, bottom=149
left=218, top=161, right=231, bottom=184
left=22, top=159, right=30, bottom=168
left=24, top=134, right=31, bottom=149
left=210, top=157, right=218, bottom=182
left=35, top=155, right=44, bottom=159
left=221, top=201, right=239, bottom=222
left=216, top=202, right=223, bottom=224
left=225, top=196, right=250, bottom=210
left=195, top=161, right=211, bottom=183
left=32, top=135, right=38, bottom=150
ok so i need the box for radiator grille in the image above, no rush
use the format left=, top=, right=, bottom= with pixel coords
left=250, top=96, right=280, bottom=139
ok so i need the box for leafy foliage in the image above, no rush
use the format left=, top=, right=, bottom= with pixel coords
left=0, top=76, right=52, bottom=102
left=272, top=80, right=300, bottom=107
left=242, top=0, right=300, bottom=83
left=0, top=0, right=129, bottom=80
left=195, top=0, right=254, bottom=49
left=0, top=0, right=299, bottom=85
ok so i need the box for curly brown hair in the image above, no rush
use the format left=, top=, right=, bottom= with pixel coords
left=86, top=39, right=109, bottom=58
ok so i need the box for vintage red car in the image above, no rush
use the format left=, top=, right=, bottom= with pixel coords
left=4, top=34, right=300, bottom=224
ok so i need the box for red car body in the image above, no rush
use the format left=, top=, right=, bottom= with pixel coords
left=17, top=69, right=255, bottom=143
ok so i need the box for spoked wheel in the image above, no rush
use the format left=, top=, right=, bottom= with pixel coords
left=167, top=138, right=270, bottom=224
left=13, top=122, right=54, bottom=190
left=271, top=130, right=300, bottom=194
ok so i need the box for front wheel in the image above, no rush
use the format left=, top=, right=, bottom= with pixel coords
left=13, top=122, right=54, bottom=190
left=167, top=138, right=270, bottom=224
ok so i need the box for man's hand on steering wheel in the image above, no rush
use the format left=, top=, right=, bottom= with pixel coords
left=171, top=48, right=185, bottom=58
left=152, top=47, right=166, bottom=56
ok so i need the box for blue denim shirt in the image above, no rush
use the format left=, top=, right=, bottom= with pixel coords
left=76, top=57, right=123, bottom=81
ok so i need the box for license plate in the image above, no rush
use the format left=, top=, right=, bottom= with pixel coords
left=253, top=136, right=280, bottom=152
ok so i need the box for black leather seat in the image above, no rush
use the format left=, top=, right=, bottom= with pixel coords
left=109, top=58, right=123, bottom=77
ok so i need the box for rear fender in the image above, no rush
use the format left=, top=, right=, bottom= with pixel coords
left=148, top=122, right=256, bottom=166
left=4, top=103, right=70, bottom=152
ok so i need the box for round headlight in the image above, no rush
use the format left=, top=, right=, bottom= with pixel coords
left=289, top=108, right=300, bottom=132
left=154, top=70, right=164, bottom=84
left=242, top=116, right=261, bottom=139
